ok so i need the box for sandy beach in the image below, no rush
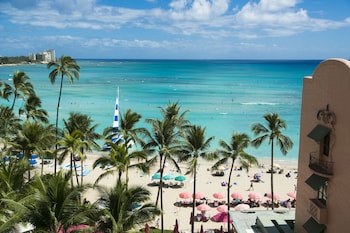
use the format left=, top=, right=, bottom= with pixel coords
left=39, top=152, right=298, bottom=232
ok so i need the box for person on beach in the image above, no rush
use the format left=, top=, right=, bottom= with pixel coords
left=248, top=181, right=254, bottom=191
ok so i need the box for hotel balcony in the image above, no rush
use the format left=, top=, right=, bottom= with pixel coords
left=309, top=153, right=333, bottom=175
left=308, top=199, right=328, bottom=224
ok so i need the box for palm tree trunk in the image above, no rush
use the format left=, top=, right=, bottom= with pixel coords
left=11, top=93, right=17, bottom=111
left=227, top=159, right=235, bottom=233
left=191, top=163, right=197, bottom=233
left=271, top=140, right=274, bottom=210
left=54, top=75, right=64, bottom=174
left=155, top=154, right=163, bottom=206
left=160, top=157, right=167, bottom=233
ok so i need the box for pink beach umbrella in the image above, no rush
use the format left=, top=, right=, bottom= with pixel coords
left=193, top=192, right=205, bottom=199
left=216, top=204, right=228, bottom=213
left=266, top=192, right=281, bottom=200
left=231, top=192, right=243, bottom=200
left=287, top=192, right=297, bottom=199
left=179, top=191, right=192, bottom=199
left=213, top=192, right=225, bottom=199
left=234, top=203, right=250, bottom=211
left=211, top=212, right=232, bottom=223
left=196, top=203, right=211, bottom=212
left=59, top=225, right=88, bottom=233
left=248, top=192, right=262, bottom=201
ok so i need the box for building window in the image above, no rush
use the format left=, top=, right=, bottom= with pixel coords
left=322, top=133, right=330, bottom=156
left=318, top=181, right=327, bottom=205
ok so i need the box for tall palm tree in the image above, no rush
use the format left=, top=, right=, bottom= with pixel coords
left=179, top=125, right=216, bottom=233
left=94, top=180, right=160, bottom=232
left=213, top=132, right=258, bottom=232
left=26, top=171, right=93, bottom=232
left=19, top=92, right=49, bottom=123
left=93, top=142, right=148, bottom=187
left=47, top=55, right=80, bottom=174
left=142, top=102, right=188, bottom=233
left=251, top=113, right=293, bottom=210
left=63, top=112, right=101, bottom=185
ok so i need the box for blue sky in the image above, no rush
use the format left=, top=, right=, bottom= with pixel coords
left=0, top=0, right=349, bottom=59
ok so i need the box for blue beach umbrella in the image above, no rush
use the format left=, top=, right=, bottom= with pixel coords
left=31, top=154, right=39, bottom=159
left=175, top=175, right=186, bottom=182
left=29, top=159, right=37, bottom=165
left=163, top=174, right=175, bottom=180
left=152, top=173, right=161, bottom=180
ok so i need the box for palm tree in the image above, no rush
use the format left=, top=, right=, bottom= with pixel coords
left=179, top=125, right=216, bottom=233
left=0, top=71, right=34, bottom=111
left=0, top=106, right=21, bottom=151
left=94, top=180, right=160, bottom=232
left=57, top=130, right=91, bottom=187
left=19, top=92, right=49, bottom=123
left=213, top=132, right=258, bottom=232
left=63, top=112, right=101, bottom=185
left=26, top=171, right=93, bottom=232
left=0, top=158, right=30, bottom=232
left=14, top=121, right=56, bottom=180
left=93, top=142, right=148, bottom=187
left=142, top=102, right=188, bottom=232
left=47, top=55, right=80, bottom=174
left=251, top=113, right=293, bottom=210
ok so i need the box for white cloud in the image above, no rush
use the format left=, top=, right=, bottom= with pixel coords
left=0, top=0, right=349, bottom=41
left=169, top=0, right=229, bottom=20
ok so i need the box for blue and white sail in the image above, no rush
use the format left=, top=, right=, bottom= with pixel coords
left=112, top=88, right=119, bottom=131
left=111, top=87, right=124, bottom=144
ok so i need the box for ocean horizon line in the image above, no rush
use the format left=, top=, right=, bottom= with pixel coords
left=76, top=58, right=324, bottom=62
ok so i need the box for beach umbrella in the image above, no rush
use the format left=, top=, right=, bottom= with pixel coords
left=213, top=192, right=225, bottom=199
left=248, top=192, right=262, bottom=200
left=218, top=165, right=225, bottom=171
left=193, top=192, right=205, bottom=199
left=234, top=203, right=250, bottom=211
left=231, top=192, right=243, bottom=200
left=196, top=203, right=211, bottom=212
left=173, top=219, right=179, bottom=233
left=175, top=175, right=186, bottom=181
left=151, top=173, right=161, bottom=180
left=145, top=223, right=150, bottom=233
left=287, top=192, right=297, bottom=199
left=179, top=191, right=192, bottom=199
left=266, top=192, right=281, bottom=200
left=216, top=204, right=228, bottom=213
left=163, top=174, right=175, bottom=180
left=211, top=212, right=232, bottom=223
left=30, top=154, right=39, bottom=159
left=29, top=159, right=37, bottom=165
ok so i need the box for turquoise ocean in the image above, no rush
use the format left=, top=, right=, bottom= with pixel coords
left=0, top=59, right=321, bottom=162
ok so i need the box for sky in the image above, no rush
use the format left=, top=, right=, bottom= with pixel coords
left=0, top=0, right=349, bottom=59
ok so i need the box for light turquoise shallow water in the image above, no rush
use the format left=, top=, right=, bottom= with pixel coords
left=0, top=59, right=321, bottom=161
